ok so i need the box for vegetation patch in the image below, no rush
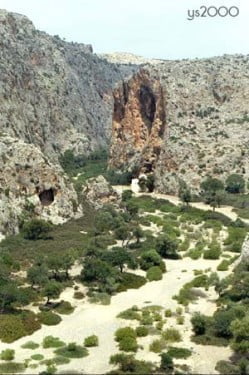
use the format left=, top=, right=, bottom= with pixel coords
left=167, top=346, right=192, bottom=359
left=38, top=311, right=62, bottom=326
left=42, top=336, right=65, bottom=349
left=84, top=335, right=99, bottom=347
left=54, top=343, right=89, bottom=358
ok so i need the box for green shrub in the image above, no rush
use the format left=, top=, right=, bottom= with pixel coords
left=53, top=356, right=71, bottom=365
left=73, top=291, right=84, bottom=299
left=217, top=260, right=230, bottom=271
left=117, top=306, right=141, bottom=320
left=109, top=353, right=155, bottom=374
left=42, top=336, right=65, bottom=349
left=215, top=360, right=240, bottom=375
left=203, top=243, right=221, bottom=260
left=140, top=250, right=162, bottom=271
left=21, top=341, right=39, bottom=350
left=55, top=343, right=89, bottom=358
left=31, top=354, right=44, bottom=361
left=117, top=273, right=146, bottom=292
left=84, top=335, right=99, bottom=347
left=186, top=248, right=202, bottom=260
left=38, top=311, right=62, bottom=326
left=162, top=328, right=182, bottom=343
left=0, top=362, right=25, bottom=374
left=115, top=327, right=138, bottom=352
left=177, top=316, right=184, bottom=325
left=1, top=349, right=15, bottom=361
left=54, top=301, right=74, bottom=315
left=22, top=219, right=52, bottom=240
left=0, top=312, right=41, bottom=343
left=115, top=327, right=137, bottom=342
left=119, top=336, right=138, bottom=352
left=167, top=346, right=192, bottom=359
left=191, top=313, right=207, bottom=335
left=149, top=339, right=167, bottom=353
left=165, top=309, right=172, bottom=317
left=146, top=266, right=163, bottom=281
left=88, top=292, right=111, bottom=305
left=160, top=352, right=174, bottom=371
left=135, top=326, right=149, bottom=337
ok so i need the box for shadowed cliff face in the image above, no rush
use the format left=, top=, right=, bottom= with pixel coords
left=109, top=70, right=166, bottom=173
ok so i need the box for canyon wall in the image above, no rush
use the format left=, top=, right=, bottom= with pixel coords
left=108, top=55, right=249, bottom=194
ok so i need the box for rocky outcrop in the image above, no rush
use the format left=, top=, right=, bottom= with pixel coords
left=109, top=55, right=249, bottom=194
left=0, top=136, right=80, bottom=235
left=0, top=9, right=137, bottom=160
left=238, top=236, right=249, bottom=265
left=83, top=175, right=119, bottom=210
left=109, top=70, right=166, bottom=173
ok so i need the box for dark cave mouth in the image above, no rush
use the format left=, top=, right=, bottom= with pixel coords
left=38, top=188, right=55, bottom=206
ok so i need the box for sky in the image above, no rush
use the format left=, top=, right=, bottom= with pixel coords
left=0, top=0, right=248, bottom=60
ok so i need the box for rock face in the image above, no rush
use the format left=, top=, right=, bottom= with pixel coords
left=0, top=136, right=80, bottom=235
left=83, top=175, right=119, bottom=209
left=109, top=69, right=166, bottom=173
left=0, top=9, right=137, bottom=159
left=109, top=55, right=249, bottom=194
left=238, top=236, right=249, bottom=264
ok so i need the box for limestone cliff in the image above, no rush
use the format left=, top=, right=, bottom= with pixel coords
left=109, top=70, right=166, bottom=173
left=109, top=55, right=249, bottom=194
left=0, top=9, right=137, bottom=159
left=0, top=136, right=80, bottom=235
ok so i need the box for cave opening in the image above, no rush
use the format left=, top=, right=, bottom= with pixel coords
left=39, top=188, right=55, bottom=206
left=139, top=85, right=156, bottom=130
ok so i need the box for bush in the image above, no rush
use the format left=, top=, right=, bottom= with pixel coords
left=109, top=353, right=155, bottom=374
left=0, top=362, right=25, bottom=374
left=203, top=244, right=221, bottom=260
left=117, top=273, right=146, bottom=292
left=54, top=301, right=74, bottom=315
left=31, top=354, right=44, bottom=361
left=1, top=349, right=15, bottom=361
left=217, top=260, right=230, bottom=271
left=135, top=326, right=149, bottom=337
left=191, top=313, right=207, bottom=335
left=156, top=235, right=179, bottom=259
left=53, top=356, right=71, bottom=365
left=38, top=311, right=62, bottom=326
left=165, top=309, right=172, bottom=317
left=55, top=343, right=89, bottom=358
left=115, top=327, right=138, bottom=352
left=84, top=335, right=99, bottom=347
left=160, top=352, right=174, bottom=371
left=215, top=360, right=240, bottom=375
left=42, top=336, right=65, bottom=349
left=167, top=347, right=192, bottom=359
left=162, top=328, right=181, bottom=343
left=22, top=219, right=52, bottom=240
left=119, top=336, right=138, bottom=352
left=149, top=339, right=167, bottom=353
left=21, top=341, right=39, bottom=350
left=117, top=306, right=140, bottom=320
left=0, top=312, right=41, bottom=343
left=146, top=266, right=163, bottom=281
left=73, top=291, right=84, bottom=299
left=225, top=174, right=245, bottom=194
left=140, top=250, right=162, bottom=270
left=115, top=327, right=137, bottom=342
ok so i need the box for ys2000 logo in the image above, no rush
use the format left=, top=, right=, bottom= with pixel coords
left=187, top=6, right=239, bottom=21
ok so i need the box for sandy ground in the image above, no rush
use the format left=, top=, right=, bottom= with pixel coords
left=0, top=183, right=236, bottom=374
left=0, top=258, right=232, bottom=374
